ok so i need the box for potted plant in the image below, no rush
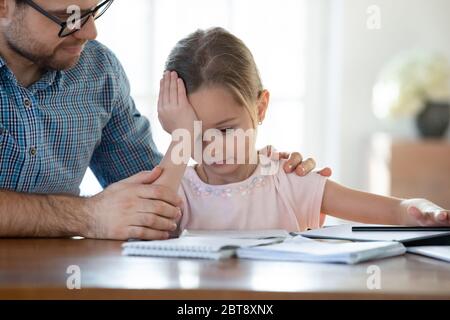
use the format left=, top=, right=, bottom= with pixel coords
left=372, top=51, right=450, bottom=138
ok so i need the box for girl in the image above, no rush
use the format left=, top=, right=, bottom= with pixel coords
left=155, top=27, right=449, bottom=233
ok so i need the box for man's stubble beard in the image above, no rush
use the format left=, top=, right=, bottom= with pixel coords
left=4, top=17, right=80, bottom=71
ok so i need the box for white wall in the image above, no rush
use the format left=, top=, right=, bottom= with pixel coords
left=334, top=0, right=450, bottom=191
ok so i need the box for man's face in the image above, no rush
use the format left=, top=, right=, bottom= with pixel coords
left=3, top=0, right=99, bottom=70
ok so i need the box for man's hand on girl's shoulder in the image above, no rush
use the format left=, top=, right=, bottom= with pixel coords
left=259, top=145, right=332, bottom=177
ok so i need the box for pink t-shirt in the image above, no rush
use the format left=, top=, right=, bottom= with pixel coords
left=178, top=155, right=327, bottom=232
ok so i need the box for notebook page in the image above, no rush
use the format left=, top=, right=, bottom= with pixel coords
left=122, top=237, right=279, bottom=252
left=237, top=235, right=406, bottom=264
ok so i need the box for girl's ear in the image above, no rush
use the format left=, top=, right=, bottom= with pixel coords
left=257, top=90, right=270, bottom=124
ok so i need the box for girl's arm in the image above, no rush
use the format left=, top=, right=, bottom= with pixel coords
left=155, top=141, right=190, bottom=193
left=321, top=180, right=450, bottom=226
left=153, top=71, right=199, bottom=193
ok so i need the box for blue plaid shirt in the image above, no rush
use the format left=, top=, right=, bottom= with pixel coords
left=0, top=40, right=162, bottom=195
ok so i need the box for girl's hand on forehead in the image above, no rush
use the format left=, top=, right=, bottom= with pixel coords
left=158, top=71, right=198, bottom=134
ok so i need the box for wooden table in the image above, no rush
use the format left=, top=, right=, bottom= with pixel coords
left=0, top=239, right=449, bottom=299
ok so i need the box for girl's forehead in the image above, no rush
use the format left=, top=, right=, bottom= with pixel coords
left=189, top=86, right=247, bottom=124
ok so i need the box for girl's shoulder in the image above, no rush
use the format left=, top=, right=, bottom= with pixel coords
left=261, top=154, right=327, bottom=192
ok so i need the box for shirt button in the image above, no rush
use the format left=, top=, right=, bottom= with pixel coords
left=24, top=98, right=32, bottom=109
left=29, top=146, right=37, bottom=156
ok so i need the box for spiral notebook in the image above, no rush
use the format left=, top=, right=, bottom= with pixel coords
left=122, top=236, right=279, bottom=260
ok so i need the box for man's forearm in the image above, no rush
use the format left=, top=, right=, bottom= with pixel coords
left=0, top=190, right=90, bottom=237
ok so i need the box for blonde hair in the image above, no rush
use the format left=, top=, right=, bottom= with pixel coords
left=165, top=27, right=264, bottom=126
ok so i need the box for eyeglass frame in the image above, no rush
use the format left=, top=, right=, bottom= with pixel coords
left=21, top=0, right=114, bottom=38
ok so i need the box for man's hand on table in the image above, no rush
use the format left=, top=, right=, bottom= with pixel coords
left=84, top=167, right=182, bottom=240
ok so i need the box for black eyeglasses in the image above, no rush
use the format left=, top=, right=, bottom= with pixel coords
left=23, top=0, right=114, bottom=38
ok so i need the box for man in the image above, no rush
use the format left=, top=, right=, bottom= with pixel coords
left=0, top=0, right=330, bottom=240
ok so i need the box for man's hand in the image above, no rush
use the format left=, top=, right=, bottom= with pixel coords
left=84, top=167, right=183, bottom=240
left=259, top=145, right=332, bottom=177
